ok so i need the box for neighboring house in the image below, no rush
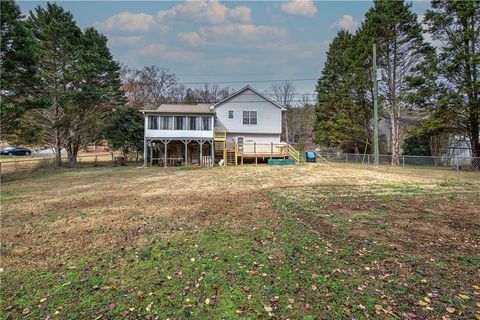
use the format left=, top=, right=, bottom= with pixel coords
left=142, top=86, right=300, bottom=166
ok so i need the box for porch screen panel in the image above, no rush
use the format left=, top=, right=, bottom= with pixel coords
left=195, top=117, right=203, bottom=130
left=148, top=116, right=159, bottom=129
left=175, top=116, right=186, bottom=130
left=159, top=116, right=174, bottom=130
left=202, top=117, right=211, bottom=130
left=189, top=116, right=196, bottom=130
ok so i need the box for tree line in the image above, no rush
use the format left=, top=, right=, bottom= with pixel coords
left=1, top=1, right=257, bottom=165
left=315, top=0, right=479, bottom=163
left=0, top=0, right=316, bottom=165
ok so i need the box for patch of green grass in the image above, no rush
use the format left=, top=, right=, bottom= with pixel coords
left=457, top=256, right=480, bottom=267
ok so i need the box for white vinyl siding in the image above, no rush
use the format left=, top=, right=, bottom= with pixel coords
left=214, top=88, right=282, bottom=134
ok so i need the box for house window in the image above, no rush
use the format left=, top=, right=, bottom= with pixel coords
left=242, top=111, right=257, bottom=125
left=228, top=110, right=234, bottom=119
left=148, top=116, right=159, bottom=130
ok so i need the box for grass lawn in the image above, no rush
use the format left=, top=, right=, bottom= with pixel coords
left=1, top=164, right=479, bottom=319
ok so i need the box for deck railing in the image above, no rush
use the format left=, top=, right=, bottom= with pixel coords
left=240, top=143, right=289, bottom=156
left=214, top=127, right=227, bottom=141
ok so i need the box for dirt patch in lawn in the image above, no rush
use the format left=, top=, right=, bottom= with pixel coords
left=2, top=175, right=275, bottom=271
left=321, top=193, right=480, bottom=259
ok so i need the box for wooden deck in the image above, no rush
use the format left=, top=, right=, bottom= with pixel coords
left=212, top=128, right=300, bottom=165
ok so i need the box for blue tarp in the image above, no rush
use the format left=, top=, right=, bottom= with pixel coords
left=306, top=151, right=315, bottom=159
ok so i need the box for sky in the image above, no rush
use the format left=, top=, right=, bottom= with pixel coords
left=17, top=0, right=432, bottom=94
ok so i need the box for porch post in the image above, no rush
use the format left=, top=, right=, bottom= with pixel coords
left=143, top=137, right=147, bottom=166
left=210, top=140, right=214, bottom=166
left=184, top=141, right=188, bottom=166
left=164, top=141, right=167, bottom=168
left=150, top=141, right=153, bottom=167
left=199, top=140, right=203, bottom=166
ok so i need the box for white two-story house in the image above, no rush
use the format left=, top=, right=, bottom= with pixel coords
left=142, top=86, right=299, bottom=166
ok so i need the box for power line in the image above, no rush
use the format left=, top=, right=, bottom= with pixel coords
left=176, top=78, right=318, bottom=85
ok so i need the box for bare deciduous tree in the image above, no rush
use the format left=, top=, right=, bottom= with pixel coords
left=121, top=65, right=182, bottom=109
left=192, top=83, right=233, bottom=103
left=267, top=81, right=298, bottom=143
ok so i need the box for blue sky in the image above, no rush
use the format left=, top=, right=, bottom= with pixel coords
left=18, top=1, right=431, bottom=93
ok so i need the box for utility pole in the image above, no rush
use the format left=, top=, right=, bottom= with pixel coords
left=372, top=43, right=379, bottom=165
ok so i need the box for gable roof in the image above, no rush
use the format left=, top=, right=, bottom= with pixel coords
left=141, top=103, right=214, bottom=114
left=211, top=85, right=286, bottom=110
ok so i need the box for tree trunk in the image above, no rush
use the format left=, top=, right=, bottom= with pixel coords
left=66, top=143, right=80, bottom=168
left=54, top=131, right=62, bottom=167
left=54, top=144, right=62, bottom=167
left=390, top=113, right=401, bottom=165
left=469, top=100, right=479, bottom=159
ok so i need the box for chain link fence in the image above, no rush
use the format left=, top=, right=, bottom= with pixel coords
left=315, top=152, right=480, bottom=171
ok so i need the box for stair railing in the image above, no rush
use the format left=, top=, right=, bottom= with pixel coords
left=287, top=144, right=300, bottom=163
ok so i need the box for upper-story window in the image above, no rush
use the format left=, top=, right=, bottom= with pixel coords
left=148, top=116, right=159, bottom=130
left=242, top=111, right=257, bottom=125
left=228, top=110, right=234, bottom=119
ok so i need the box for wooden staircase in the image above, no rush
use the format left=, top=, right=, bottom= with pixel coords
left=226, top=150, right=236, bottom=165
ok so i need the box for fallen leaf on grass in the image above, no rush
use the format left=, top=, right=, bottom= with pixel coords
left=263, top=305, right=273, bottom=312
left=108, top=303, right=116, bottom=310
left=446, top=307, right=455, bottom=313
left=205, top=298, right=210, bottom=305
left=40, top=297, right=48, bottom=303
left=146, top=302, right=154, bottom=312
left=418, top=301, right=428, bottom=306
left=458, top=294, right=470, bottom=300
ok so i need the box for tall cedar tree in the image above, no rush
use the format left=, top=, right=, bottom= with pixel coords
left=64, top=28, right=125, bottom=167
left=360, top=0, right=430, bottom=164
left=103, top=106, right=144, bottom=160
left=0, top=0, right=39, bottom=138
left=25, top=3, right=81, bottom=166
left=315, top=31, right=372, bottom=153
left=425, top=0, right=480, bottom=158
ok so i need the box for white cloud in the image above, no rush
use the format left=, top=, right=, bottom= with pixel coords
left=94, top=12, right=168, bottom=33
left=247, top=41, right=327, bottom=59
left=330, top=15, right=359, bottom=32
left=177, top=23, right=286, bottom=46
left=281, top=0, right=317, bottom=17
left=136, top=44, right=200, bottom=62
left=108, top=36, right=142, bottom=47
left=177, top=32, right=204, bottom=46
left=157, top=0, right=251, bottom=24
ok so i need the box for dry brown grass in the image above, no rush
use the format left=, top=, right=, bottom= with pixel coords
left=2, top=163, right=479, bottom=272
